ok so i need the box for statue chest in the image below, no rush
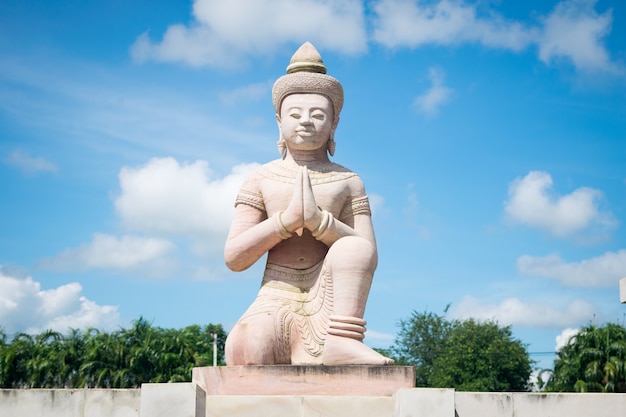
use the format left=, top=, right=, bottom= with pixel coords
left=259, top=179, right=351, bottom=218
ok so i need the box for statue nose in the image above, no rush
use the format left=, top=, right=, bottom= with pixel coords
left=300, top=113, right=312, bottom=124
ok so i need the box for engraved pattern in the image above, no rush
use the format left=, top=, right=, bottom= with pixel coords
left=234, top=189, right=265, bottom=211
left=241, top=261, right=333, bottom=360
left=258, top=160, right=356, bottom=185
left=347, top=195, right=371, bottom=216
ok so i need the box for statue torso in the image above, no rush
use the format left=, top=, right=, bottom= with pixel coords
left=241, top=159, right=365, bottom=270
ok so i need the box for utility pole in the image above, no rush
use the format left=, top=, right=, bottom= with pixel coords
left=211, top=332, right=218, bottom=366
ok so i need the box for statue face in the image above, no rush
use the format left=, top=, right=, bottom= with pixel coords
left=278, top=93, right=334, bottom=152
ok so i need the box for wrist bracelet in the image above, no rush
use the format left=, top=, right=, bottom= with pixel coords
left=312, top=210, right=334, bottom=241
left=274, top=211, right=293, bottom=239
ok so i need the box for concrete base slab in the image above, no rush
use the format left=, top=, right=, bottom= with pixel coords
left=205, top=395, right=393, bottom=417
left=0, top=389, right=140, bottom=417
left=454, top=392, right=626, bottom=417
left=4, top=387, right=626, bottom=417
left=192, top=365, right=415, bottom=396
left=393, top=388, right=455, bottom=417
left=140, top=383, right=205, bottom=417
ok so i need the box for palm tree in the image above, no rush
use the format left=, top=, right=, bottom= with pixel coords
left=59, top=329, right=87, bottom=387
left=0, top=328, right=10, bottom=387
left=0, top=320, right=228, bottom=388
left=29, top=330, right=65, bottom=388
left=80, top=328, right=126, bottom=388
left=6, top=333, right=36, bottom=388
left=546, top=323, right=626, bottom=392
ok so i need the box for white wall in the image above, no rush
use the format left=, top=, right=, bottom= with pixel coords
left=0, top=388, right=140, bottom=417
left=2, top=385, right=626, bottom=417
left=455, top=392, right=626, bottom=417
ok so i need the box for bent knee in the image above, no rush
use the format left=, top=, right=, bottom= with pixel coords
left=327, top=236, right=377, bottom=270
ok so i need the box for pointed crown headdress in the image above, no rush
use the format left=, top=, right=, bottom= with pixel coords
left=272, top=42, right=344, bottom=123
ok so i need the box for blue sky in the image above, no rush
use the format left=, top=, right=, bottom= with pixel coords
left=1, top=0, right=625, bottom=372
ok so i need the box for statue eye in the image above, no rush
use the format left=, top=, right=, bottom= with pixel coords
left=290, top=112, right=301, bottom=119
left=312, top=112, right=325, bottom=120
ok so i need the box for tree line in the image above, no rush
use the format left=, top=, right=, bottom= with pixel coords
left=383, top=310, right=533, bottom=391
left=1, top=312, right=625, bottom=392
left=384, top=310, right=626, bottom=392
left=0, top=318, right=226, bottom=388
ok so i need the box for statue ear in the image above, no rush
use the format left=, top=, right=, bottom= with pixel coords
left=327, top=138, right=336, bottom=156
left=276, top=114, right=287, bottom=158
left=327, top=116, right=338, bottom=157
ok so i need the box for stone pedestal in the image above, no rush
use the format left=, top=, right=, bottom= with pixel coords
left=141, top=383, right=205, bottom=417
left=192, top=365, right=415, bottom=396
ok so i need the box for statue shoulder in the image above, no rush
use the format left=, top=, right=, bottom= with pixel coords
left=234, top=164, right=269, bottom=211
left=237, top=164, right=266, bottom=192
left=323, top=163, right=366, bottom=194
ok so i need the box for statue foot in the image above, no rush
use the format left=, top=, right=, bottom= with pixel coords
left=322, top=334, right=394, bottom=365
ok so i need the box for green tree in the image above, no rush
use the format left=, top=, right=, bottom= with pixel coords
left=3, top=333, right=36, bottom=388
left=390, top=311, right=452, bottom=386
left=27, top=330, right=65, bottom=388
left=389, top=310, right=533, bottom=391
left=545, top=322, right=626, bottom=393
left=0, top=319, right=228, bottom=388
left=0, top=328, right=12, bottom=388
left=59, top=328, right=87, bottom=387
left=429, top=319, right=532, bottom=391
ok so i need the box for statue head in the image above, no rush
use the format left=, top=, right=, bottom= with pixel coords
left=272, top=42, right=343, bottom=156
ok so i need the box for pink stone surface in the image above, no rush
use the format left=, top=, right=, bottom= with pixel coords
left=192, top=366, right=415, bottom=396
left=223, top=42, right=394, bottom=367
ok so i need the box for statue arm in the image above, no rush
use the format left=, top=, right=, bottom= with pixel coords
left=224, top=204, right=284, bottom=272
left=281, top=167, right=376, bottom=250
left=308, top=174, right=377, bottom=251
left=315, top=212, right=377, bottom=251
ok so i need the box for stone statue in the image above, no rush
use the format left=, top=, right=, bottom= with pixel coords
left=224, top=42, right=392, bottom=366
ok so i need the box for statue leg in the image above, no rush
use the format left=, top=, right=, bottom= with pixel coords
left=225, top=311, right=289, bottom=365
left=321, top=236, right=394, bottom=365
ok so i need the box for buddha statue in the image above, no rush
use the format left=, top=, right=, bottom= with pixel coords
left=224, top=42, right=392, bottom=366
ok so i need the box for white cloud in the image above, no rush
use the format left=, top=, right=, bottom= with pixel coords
left=130, top=0, right=367, bottom=68
left=448, top=295, right=595, bottom=327
left=538, top=0, right=618, bottom=73
left=517, top=249, right=626, bottom=287
left=115, top=157, right=258, bottom=250
left=129, top=0, right=620, bottom=75
left=371, top=0, right=620, bottom=74
left=504, top=171, right=615, bottom=237
left=35, top=158, right=258, bottom=276
left=555, top=327, right=579, bottom=351
left=0, top=269, right=120, bottom=334
left=413, top=67, right=454, bottom=116
left=38, top=233, right=176, bottom=273
left=372, top=0, right=535, bottom=50
left=4, top=149, right=58, bottom=175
